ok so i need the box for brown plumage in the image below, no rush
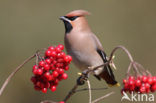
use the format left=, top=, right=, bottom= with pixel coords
left=60, top=10, right=118, bottom=85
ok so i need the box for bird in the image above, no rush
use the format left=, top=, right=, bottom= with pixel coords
left=60, top=10, right=119, bottom=86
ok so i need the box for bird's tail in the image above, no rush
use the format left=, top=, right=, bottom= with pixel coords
left=97, top=49, right=119, bottom=86
left=99, top=65, right=119, bottom=86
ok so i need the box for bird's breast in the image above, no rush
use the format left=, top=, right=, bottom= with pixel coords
left=64, top=33, right=103, bottom=71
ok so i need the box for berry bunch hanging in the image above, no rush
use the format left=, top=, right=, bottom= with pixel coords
left=121, top=62, right=156, bottom=94
left=122, top=75, right=156, bottom=94
left=31, top=44, right=72, bottom=93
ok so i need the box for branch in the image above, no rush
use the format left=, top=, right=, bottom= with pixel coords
left=91, top=92, right=115, bottom=103
left=0, top=54, right=36, bottom=96
left=75, top=87, right=108, bottom=93
left=87, top=80, right=91, bottom=103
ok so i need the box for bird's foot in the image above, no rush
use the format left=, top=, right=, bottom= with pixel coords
left=110, top=55, right=117, bottom=70
left=77, top=72, right=88, bottom=85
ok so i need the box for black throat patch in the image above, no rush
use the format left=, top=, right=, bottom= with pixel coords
left=63, top=21, right=73, bottom=33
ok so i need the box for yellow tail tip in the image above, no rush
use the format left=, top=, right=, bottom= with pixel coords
left=108, top=83, right=120, bottom=87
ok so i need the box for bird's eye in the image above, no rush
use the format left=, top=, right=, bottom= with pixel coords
left=65, top=16, right=79, bottom=21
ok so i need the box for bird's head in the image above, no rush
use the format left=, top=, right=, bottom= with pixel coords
left=60, top=10, right=91, bottom=33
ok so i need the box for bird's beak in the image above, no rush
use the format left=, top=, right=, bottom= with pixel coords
left=59, top=16, right=70, bottom=22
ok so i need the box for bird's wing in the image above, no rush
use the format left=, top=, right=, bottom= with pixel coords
left=91, top=33, right=117, bottom=85
left=91, top=33, right=104, bottom=50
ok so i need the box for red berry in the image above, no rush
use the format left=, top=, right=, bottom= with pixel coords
left=152, top=76, right=156, bottom=83
left=123, top=79, right=127, bottom=84
left=55, top=47, right=61, bottom=53
left=124, top=83, right=129, bottom=90
left=44, top=64, right=50, bottom=71
left=54, top=79, right=59, bottom=86
left=42, top=88, right=47, bottom=93
left=49, top=57, right=54, bottom=61
left=128, top=80, right=135, bottom=86
left=58, top=68, right=64, bottom=74
left=39, top=61, right=45, bottom=67
left=147, top=77, right=153, bottom=85
left=33, top=65, right=38, bottom=70
left=145, top=83, right=150, bottom=89
left=67, top=55, right=72, bottom=62
left=52, top=71, right=59, bottom=77
left=48, top=46, right=55, bottom=51
left=44, top=72, right=51, bottom=79
left=57, top=58, right=64, bottom=63
left=57, top=53, right=62, bottom=58
left=59, top=101, right=65, bottom=103
left=62, top=73, right=68, bottom=80
left=50, top=64, right=55, bottom=70
left=140, top=86, right=146, bottom=93
left=45, top=59, right=51, bottom=64
left=64, top=66, right=69, bottom=71
left=64, top=56, right=72, bottom=62
left=142, top=76, right=148, bottom=83
left=33, top=68, right=38, bottom=75
left=50, top=86, right=56, bottom=92
left=129, top=76, right=135, bottom=81
left=60, top=52, right=65, bottom=57
left=36, top=81, right=44, bottom=89
left=151, top=84, right=156, bottom=92
left=45, top=50, right=52, bottom=57
left=53, top=60, right=57, bottom=65
left=137, top=76, right=142, bottom=80
left=135, top=79, right=141, bottom=87
left=58, top=44, right=64, bottom=50
left=36, top=69, right=43, bottom=75
left=51, top=51, right=57, bottom=57
left=129, top=85, right=135, bottom=91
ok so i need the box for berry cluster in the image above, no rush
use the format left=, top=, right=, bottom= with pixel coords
left=122, top=75, right=156, bottom=94
left=31, top=44, right=72, bottom=93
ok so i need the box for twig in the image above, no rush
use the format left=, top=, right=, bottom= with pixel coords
left=0, top=54, right=36, bottom=96
left=63, top=84, right=78, bottom=102
left=75, top=87, right=108, bottom=92
left=91, top=92, right=115, bottom=103
left=87, top=80, right=91, bottom=103
left=40, top=100, right=57, bottom=103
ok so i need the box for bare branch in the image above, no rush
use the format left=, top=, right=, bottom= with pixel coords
left=0, top=54, right=36, bottom=96
left=91, top=92, right=115, bottom=103
left=40, top=100, right=57, bottom=103
left=87, top=80, right=91, bottom=103
left=75, top=87, right=108, bottom=93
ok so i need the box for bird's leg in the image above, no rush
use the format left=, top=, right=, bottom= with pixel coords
left=107, top=55, right=117, bottom=70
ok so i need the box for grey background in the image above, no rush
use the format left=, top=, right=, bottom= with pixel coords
left=0, top=0, right=156, bottom=103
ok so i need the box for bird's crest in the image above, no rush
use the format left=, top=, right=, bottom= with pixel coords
left=66, top=10, right=90, bottom=17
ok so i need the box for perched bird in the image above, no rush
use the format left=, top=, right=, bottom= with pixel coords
left=60, top=10, right=118, bottom=86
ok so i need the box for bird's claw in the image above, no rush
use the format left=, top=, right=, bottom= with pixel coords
left=77, top=76, right=85, bottom=85
left=77, top=73, right=88, bottom=85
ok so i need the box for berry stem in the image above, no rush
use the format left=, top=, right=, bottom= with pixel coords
left=0, top=54, right=36, bottom=96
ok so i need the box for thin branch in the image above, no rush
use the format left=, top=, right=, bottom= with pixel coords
left=91, top=92, right=115, bottom=103
left=40, top=100, right=57, bottom=103
left=87, top=80, right=91, bottom=103
left=75, top=87, right=108, bottom=93
left=126, top=63, right=133, bottom=79
left=63, top=84, right=78, bottom=102
left=0, top=54, right=36, bottom=96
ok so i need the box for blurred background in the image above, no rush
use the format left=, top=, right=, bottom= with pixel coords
left=0, top=0, right=156, bottom=103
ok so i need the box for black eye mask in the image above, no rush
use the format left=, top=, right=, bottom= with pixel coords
left=65, top=16, right=79, bottom=21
